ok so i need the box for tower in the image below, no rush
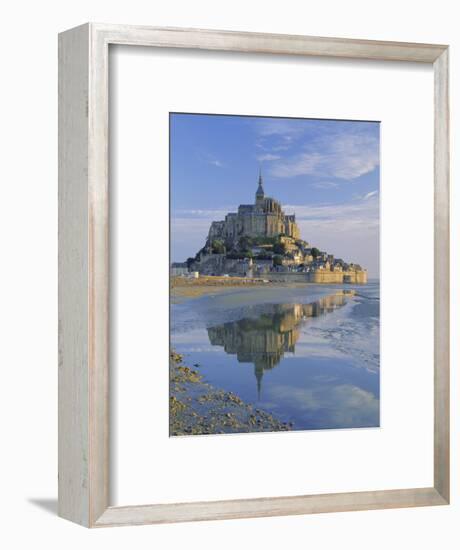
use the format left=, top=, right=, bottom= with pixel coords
left=255, top=363, right=263, bottom=400
left=255, top=168, right=265, bottom=206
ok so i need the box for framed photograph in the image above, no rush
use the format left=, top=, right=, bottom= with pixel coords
left=169, top=112, right=380, bottom=436
left=58, top=24, right=449, bottom=527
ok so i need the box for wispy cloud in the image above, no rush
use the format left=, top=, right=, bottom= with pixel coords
left=363, top=190, right=378, bottom=200
left=209, top=159, right=223, bottom=167
left=253, top=119, right=306, bottom=154
left=282, top=195, right=379, bottom=273
left=251, top=119, right=379, bottom=183
left=256, top=153, right=281, bottom=162
left=266, top=384, right=379, bottom=427
left=255, top=119, right=306, bottom=140
left=312, top=181, right=340, bottom=189
left=174, top=207, right=236, bottom=219
left=270, top=132, right=379, bottom=180
left=285, top=195, right=379, bottom=230
left=198, top=151, right=224, bottom=168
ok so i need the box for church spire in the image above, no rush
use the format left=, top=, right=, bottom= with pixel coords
left=255, top=167, right=265, bottom=204
left=255, top=364, right=263, bottom=401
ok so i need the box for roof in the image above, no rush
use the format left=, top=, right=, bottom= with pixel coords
left=238, top=204, right=254, bottom=212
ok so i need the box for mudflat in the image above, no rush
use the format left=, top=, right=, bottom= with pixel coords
left=171, top=275, right=274, bottom=301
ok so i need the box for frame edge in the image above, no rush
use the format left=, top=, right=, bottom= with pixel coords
left=93, top=487, right=447, bottom=527
left=58, top=23, right=91, bottom=527
left=94, top=22, right=447, bottom=63
left=433, top=47, right=450, bottom=503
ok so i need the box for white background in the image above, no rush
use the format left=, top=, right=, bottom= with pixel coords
left=1, top=1, right=458, bottom=549
left=113, top=47, right=434, bottom=505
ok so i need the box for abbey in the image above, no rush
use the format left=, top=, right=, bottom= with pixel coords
left=207, top=171, right=300, bottom=246
left=176, top=171, right=367, bottom=284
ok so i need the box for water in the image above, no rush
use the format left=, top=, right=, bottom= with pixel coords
left=171, top=281, right=380, bottom=431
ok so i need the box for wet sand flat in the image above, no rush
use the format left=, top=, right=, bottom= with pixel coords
left=171, top=275, right=273, bottom=302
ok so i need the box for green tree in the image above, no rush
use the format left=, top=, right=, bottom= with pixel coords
left=211, top=239, right=225, bottom=254
left=238, top=235, right=253, bottom=251
left=273, top=242, right=286, bottom=255
left=311, top=247, right=321, bottom=258
left=273, top=255, right=283, bottom=266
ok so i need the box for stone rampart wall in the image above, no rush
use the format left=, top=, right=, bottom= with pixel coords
left=263, top=270, right=367, bottom=284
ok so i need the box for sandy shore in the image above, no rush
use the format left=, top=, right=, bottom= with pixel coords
left=171, top=275, right=274, bottom=302
left=170, top=351, right=291, bottom=436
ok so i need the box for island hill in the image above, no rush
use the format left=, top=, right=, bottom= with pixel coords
left=174, top=171, right=367, bottom=284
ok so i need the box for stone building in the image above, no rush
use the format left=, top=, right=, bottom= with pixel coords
left=184, top=169, right=367, bottom=284
left=170, top=262, right=188, bottom=276
left=207, top=171, right=300, bottom=247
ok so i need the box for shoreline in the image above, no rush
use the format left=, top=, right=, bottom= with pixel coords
left=171, top=275, right=273, bottom=302
left=169, top=351, right=291, bottom=436
left=170, top=275, right=330, bottom=303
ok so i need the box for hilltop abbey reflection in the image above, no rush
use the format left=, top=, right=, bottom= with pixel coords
left=207, top=291, right=354, bottom=397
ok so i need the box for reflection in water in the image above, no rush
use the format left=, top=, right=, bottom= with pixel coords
left=173, top=283, right=380, bottom=430
left=207, top=292, right=354, bottom=398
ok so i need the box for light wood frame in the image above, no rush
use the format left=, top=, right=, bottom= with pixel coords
left=58, top=23, right=450, bottom=528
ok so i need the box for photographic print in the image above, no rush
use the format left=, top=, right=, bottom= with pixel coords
left=170, top=113, right=380, bottom=436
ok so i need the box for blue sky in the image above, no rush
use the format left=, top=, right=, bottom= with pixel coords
left=170, top=113, right=380, bottom=278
